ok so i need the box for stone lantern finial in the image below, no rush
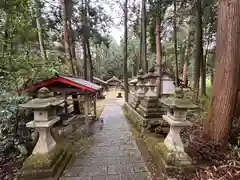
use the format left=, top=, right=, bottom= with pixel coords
left=138, top=69, right=144, bottom=77
left=174, top=87, right=184, bottom=98
left=37, top=87, right=54, bottom=99
left=148, top=66, right=155, bottom=73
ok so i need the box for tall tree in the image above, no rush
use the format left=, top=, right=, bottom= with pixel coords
left=33, top=0, right=47, bottom=60
left=197, top=0, right=206, bottom=96
left=124, top=0, right=129, bottom=102
left=82, top=0, right=88, bottom=80
left=141, top=0, right=147, bottom=72
left=182, top=27, right=193, bottom=87
left=173, top=0, right=179, bottom=86
left=193, top=0, right=202, bottom=96
left=61, top=0, right=75, bottom=75
left=204, top=0, right=240, bottom=144
left=155, top=0, right=162, bottom=97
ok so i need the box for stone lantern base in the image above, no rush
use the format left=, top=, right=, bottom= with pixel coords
left=154, top=142, right=194, bottom=174
left=154, top=115, right=195, bottom=174
left=137, top=96, right=165, bottom=119
left=17, top=146, right=72, bottom=180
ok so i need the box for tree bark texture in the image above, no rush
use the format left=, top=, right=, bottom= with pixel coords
left=61, top=0, right=75, bottom=75
left=179, top=41, right=186, bottom=75
left=82, top=0, right=88, bottom=80
left=173, top=0, right=179, bottom=86
left=139, top=1, right=143, bottom=72
left=142, top=0, right=148, bottom=72
left=123, top=0, right=129, bottom=102
left=156, top=15, right=162, bottom=97
left=33, top=0, right=47, bottom=60
left=87, top=39, right=93, bottom=82
left=205, top=0, right=240, bottom=144
left=182, top=27, right=194, bottom=87
left=193, top=0, right=203, bottom=94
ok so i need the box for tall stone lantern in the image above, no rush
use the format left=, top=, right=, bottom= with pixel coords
left=19, top=87, right=64, bottom=154
left=137, top=68, right=162, bottom=119
left=160, top=87, right=198, bottom=169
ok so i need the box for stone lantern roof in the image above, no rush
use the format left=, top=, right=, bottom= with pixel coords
left=161, top=87, right=198, bottom=109
left=19, top=87, right=64, bottom=109
left=129, top=78, right=138, bottom=85
left=137, top=69, right=144, bottom=80
left=142, top=67, right=159, bottom=80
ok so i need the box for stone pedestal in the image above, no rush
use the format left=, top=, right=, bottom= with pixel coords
left=26, top=118, right=59, bottom=154
left=18, top=146, right=71, bottom=180
left=163, top=115, right=192, bottom=165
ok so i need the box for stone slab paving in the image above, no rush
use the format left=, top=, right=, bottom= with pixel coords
left=61, top=104, right=152, bottom=180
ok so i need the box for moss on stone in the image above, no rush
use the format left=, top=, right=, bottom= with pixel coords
left=23, top=145, right=63, bottom=169
left=123, top=103, right=194, bottom=175
left=19, top=146, right=72, bottom=180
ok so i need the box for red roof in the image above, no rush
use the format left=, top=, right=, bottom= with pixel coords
left=18, top=75, right=102, bottom=94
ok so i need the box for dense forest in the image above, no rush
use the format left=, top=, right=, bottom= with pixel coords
left=0, top=0, right=240, bottom=179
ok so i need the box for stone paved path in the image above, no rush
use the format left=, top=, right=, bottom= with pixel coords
left=62, top=104, right=152, bottom=180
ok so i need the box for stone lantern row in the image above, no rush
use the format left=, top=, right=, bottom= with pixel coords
left=130, top=69, right=162, bottom=118
left=129, top=69, right=198, bottom=168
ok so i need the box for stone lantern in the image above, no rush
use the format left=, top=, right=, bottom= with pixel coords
left=131, top=69, right=145, bottom=109
left=137, top=68, right=162, bottom=118
left=142, top=67, right=158, bottom=98
left=129, top=78, right=138, bottom=93
left=160, top=87, right=198, bottom=168
left=19, top=87, right=64, bottom=154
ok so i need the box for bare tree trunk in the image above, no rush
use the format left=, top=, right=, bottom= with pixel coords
left=87, top=40, right=93, bottom=82
left=193, top=0, right=203, bottom=97
left=69, top=20, right=81, bottom=76
left=124, top=0, right=129, bottom=102
left=210, top=51, right=215, bottom=86
left=173, top=0, right=179, bottom=86
left=142, top=0, right=147, bottom=72
left=179, top=42, right=186, bottom=75
left=200, top=30, right=210, bottom=96
left=156, top=13, right=162, bottom=97
left=82, top=0, right=88, bottom=80
left=182, top=61, right=188, bottom=87
left=205, top=0, right=240, bottom=144
left=139, top=2, right=143, bottom=72
left=182, top=46, right=188, bottom=87
left=84, top=0, right=93, bottom=82
left=61, top=0, right=80, bottom=114
left=183, top=25, right=194, bottom=87
left=61, top=0, right=75, bottom=75
left=2, top=13, right=9, bottom=56
left=33, top=0, right=47, bottom=60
